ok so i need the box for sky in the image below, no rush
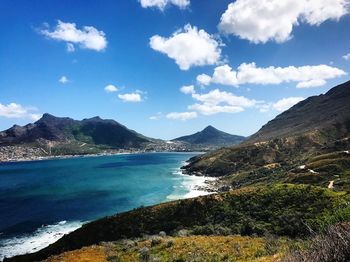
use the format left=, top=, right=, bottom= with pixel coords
left=0, top=0, right=350, bottom=140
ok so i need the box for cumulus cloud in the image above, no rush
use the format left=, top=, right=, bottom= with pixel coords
left=218, top=0, right=349, bottom=43
left=150, top=24, right=222, bottom=70
left=272, top=97, right=305, bottom=112
left=180, top=85, right=195, bottom=94
left=59, top=76, right=69, bottom=84
left=166, top=111, right=197, bottom=121
left=196, top=74, right=212, bottom=86
left=211, top=64, right=238, bottom=86
left=296, top=79, right=326, bottom=88
left=140, top=0, right=189, bottom=10
left=41, top=20, right=107, bottom=51
left=189, top=89, right=256, bottom=116
left=118, top=93, right=142, bottom=102
left=343, top=53, right=350, bottom=60
left=104, top=84, right=118, bottom=93
left=149, top=112, right=163, bottom=120
left=0, top=103, right=42, bottom=121
left=197, top=63, right=346, bottom=88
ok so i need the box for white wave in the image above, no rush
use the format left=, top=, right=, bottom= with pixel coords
left=166, top=167, right=216, bottom=201
left=0, top=220, right=84, bottom=261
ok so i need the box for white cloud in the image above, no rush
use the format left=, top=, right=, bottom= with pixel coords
left=41, top=20, right=107, bottom=51
left=166, top=111, right=197, bottom=121
left=140, top=0, right=189, bottom=10
left=180, top=85, right=195, bottom=94
left=236, top=63, right=346, bottom=86
left=59, top=76, right=69, bottom=84
left=30, top=114, right=42, bottom=121
left=0, top=103, right=41, bottom=120
left=218, top=0, right=349, bottom=43
left=272, top=97, right=304, bottom=112
left=104, top=84, right=118, bottom=93
left=66, top=43, right=75, bottom=52
left=149, top=112, right=163, bottom=120
left=189, top=89, right=256, bottom=115
left=150, top=24, right=222, bottom=70
left=198, top=63, right=346, bottom=88
left=296, top=79, right=326, bottom=88
left=196, top=74, right=212, bottom=86
left=343, top=53, right=350, bottom=60
left=211, top=64, right=238, bottom=86
left=118, top=93, right=142, bottom=102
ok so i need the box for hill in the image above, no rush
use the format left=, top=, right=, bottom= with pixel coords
left=183, top=81, right=350, bottom=178
left=6, top=184, right=350, bottom=262
left=172, top=125, right=245, bottom=150
left=0, top=114, right=151, bottom=154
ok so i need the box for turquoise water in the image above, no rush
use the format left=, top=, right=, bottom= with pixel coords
left=0, top=152, right=200, bottom=259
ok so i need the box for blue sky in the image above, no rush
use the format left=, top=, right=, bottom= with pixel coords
left=0, top=0, right=349, bottom=140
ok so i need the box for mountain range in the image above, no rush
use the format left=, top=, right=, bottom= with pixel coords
left=0, top=115, right=244, bottom=160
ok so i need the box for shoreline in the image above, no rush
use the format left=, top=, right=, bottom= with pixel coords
left=166, top=161, right=218, bottom=201
left=0, top=151, right=204, bottom=164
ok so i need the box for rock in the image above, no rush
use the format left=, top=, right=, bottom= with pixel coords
left=159, top=231, right=166, bottom=237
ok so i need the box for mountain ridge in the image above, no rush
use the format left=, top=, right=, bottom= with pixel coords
left=172, top=125, right=245, bottom=149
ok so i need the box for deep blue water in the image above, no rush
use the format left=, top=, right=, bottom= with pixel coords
left=0, top=152, right=199, bottom=259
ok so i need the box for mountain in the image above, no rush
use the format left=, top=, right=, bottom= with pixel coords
left=172, top=125, right=245, bottom=149
left=0, top=113, right=151, bottom=154
left=183, top=81, right=350, bottom=178
left=247, top=80, right=350, bottom=143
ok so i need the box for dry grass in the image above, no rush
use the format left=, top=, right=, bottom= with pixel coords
left=104, top=235, right=284, bottom=262
left=43, top=246, right=106, bottom=262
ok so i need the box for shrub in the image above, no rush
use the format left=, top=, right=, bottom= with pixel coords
left=285, top=223, right=350, bottom=262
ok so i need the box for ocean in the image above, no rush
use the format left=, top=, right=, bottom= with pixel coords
left=0, top=152, right=212, bottom=260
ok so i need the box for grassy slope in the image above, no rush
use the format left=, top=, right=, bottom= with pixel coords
left=6, top=184, right=350, bottom=262
left=44, top=235, right=288, bottom=262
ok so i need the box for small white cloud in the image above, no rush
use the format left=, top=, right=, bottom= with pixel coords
left=343, top=53, right=350, bottom=61
left=0, top=103, right=41, bottom=120
left=140, top=0, right=190, bottom=10
left=150, top=24, right=222, bottom=70
left=180, top=85, right=195, bottom=94
left=30, top=114, right=42, bottom=121
left=196, top=74, right=212, bottom=86
left=218, top=0, right=349, bottom=44
left=272, top=97, right=304, bottom=112
left=104, top=84, right=118, bottom=93
left=256, top=103, right=272, bottom=113
left=198, top=63, right=346, bottom=88
left=59, top=76, right=69, bottom=84
left=166, top=111, right=197, bottom=121
left=296, top=79, right=326, bottom=88
left=149, top=112, right=163, bottom=120
left=66, top=43, right=75, bottom=52
left=118, top=93, right=142, bottom=102
left=41, top=20, right=107, bottom=52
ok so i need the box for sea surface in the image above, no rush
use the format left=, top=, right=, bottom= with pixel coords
left=0, top=152, right=211, bottom=260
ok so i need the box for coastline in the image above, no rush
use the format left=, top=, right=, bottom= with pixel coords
left=0, top=152, right=213, bottom=260
left=0, top=150, right=205, bottom=164
left=166, top=160, right=218, bottom=201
